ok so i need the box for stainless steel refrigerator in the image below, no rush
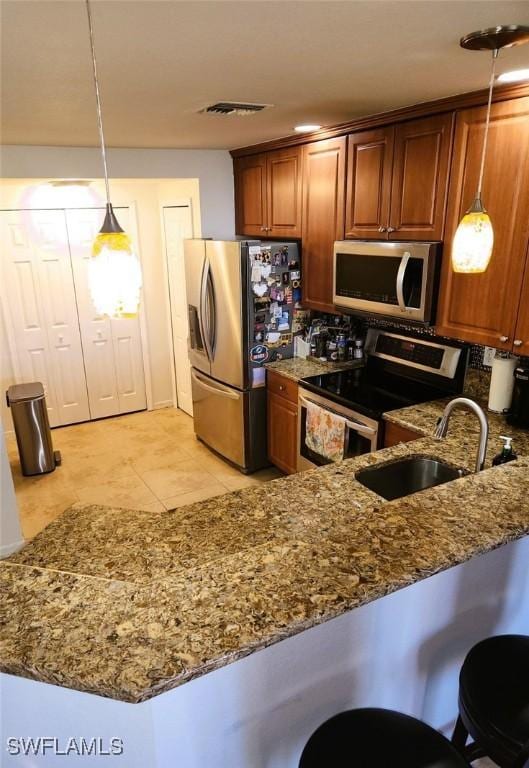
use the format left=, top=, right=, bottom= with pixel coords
left=184, top=239, right=301, bottom=472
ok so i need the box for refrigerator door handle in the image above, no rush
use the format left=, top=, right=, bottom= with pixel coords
left=205, top=262, right=217, bottom=358
left=200, top=259, right=213, bottom=361
left=191, top=369, right=240, bottom=400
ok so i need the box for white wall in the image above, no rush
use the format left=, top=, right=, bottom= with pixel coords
left=0, top=146, right=236, bottom=427
left=0, top=147, right=235, bottom=239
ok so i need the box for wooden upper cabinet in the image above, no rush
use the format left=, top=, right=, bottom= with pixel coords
left=513, top=245, right=529, bottom=357
left=301, top=137, right=346, bottom=312
left=234, top=147, right=302, bottom=237
left=234, top=153, right=267, bottom=236
left=345, top=127, right=393, bottom=238
left=267, top=147, right=303, bottom=237
left=389, top=113, right=453, bottom=240
left=436, top=97, right=529, bottom=350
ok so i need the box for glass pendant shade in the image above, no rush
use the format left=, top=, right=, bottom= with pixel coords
left=451, top=198, right=494, bottom=274
left=88, top=204, right=142, bottom=318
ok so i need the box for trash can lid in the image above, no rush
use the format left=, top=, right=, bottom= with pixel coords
left=7, top=382, right=45, bottom=403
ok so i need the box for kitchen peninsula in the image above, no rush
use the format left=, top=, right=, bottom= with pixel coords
left=2, top=401, right=529, bottom=767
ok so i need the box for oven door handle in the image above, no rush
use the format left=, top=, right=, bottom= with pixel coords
left=396, top=251, right=411, bottom=311
left=299, top=395, right=377, bottom=436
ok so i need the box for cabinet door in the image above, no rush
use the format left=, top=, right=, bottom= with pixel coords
left=267, top=391, right=298, bottom=474
left=436, top=97, right=529, bottom=349
left=389, top=113, right=453, bottom=240
left=513, top=248, right=529, bottom=357
left=301, top=137, right=346, bottom=312
left=234, top=153, right=268, bottom=236
left=345, top=127, right=394, bottom=239
left=266, top=147, right=303, bottom=237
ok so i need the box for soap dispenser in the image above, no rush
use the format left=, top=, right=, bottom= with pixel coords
left=492, top=436, right=517, bottom=466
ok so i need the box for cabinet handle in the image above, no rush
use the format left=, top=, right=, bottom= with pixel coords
left=378, top=226, right=387, bottom=233
left=499, top=335, right=509, bottom=343
left=387, top=226, right=396, bottom=233
left=279, top=385, right=285, bottom=391
left=513, top=339, right=523, bottom=347
left=260, top=227, right=267, bottom=231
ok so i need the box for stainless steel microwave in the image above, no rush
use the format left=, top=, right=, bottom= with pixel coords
left=333, top=240, right=441, bottom=324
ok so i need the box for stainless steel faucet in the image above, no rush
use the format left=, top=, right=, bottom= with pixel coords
left=434, top=397, right=489, bottom=472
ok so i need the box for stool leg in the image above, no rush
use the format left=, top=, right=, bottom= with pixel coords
left=451, top=716, right=469, bottom=750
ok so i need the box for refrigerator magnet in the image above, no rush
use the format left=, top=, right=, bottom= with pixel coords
left=290, top=270, right=301, bottom=281
left=281, top=271, right=290, bottom=286
left=249, top=345, right=269, bottom=364
left=253, top=282, right=268, bottom=297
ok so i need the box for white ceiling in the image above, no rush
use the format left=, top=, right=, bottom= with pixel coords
left=2, top=0, right=529, bottom=150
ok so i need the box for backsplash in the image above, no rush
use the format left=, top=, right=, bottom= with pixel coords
left=330, top=313, right=528, bottom=372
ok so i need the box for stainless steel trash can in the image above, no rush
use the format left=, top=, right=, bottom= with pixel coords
left=6, top=382, right=61, bottom=476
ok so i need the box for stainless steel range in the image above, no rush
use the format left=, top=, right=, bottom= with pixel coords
left=297, top=329, right=468, bottom=471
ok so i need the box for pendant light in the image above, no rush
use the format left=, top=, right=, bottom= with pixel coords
left=85, top=0, right=142, bottom=318
left=452, top=25, right=529, bottom=274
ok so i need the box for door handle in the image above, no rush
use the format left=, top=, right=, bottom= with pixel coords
left=396, top=251, right=411, bottom=312
left=299, top=396, right=377, bottom=436
left=387, top=226, right=397, bottom=233
left=378, top=226, right=387, bottom=233
left=514, top=339, right=523, bottom=347
left=191, top=369, right=239, bottom=400
left=499, top=335, right=509, bottom=343
left=200, top=260, right=213, bottom=361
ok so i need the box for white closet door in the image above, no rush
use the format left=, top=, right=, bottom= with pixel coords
left=0, top=210, right=90, bottom=427
left=163, top=206, right=193, bottom=415
left=65, top=207, right=147, bottom=418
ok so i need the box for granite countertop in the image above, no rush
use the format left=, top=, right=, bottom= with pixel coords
left=2, top=415, right=529, bottom=702
left=265, top=356, right=358, bottom=382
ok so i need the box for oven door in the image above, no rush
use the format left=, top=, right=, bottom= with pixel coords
left=297, top=389, right=379, bottom=471
left=333, top=240, right=438, bottom=323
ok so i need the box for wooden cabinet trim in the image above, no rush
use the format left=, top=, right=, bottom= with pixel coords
left=231, top=82, right=529, bottom=158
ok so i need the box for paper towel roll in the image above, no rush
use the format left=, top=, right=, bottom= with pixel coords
left=488, top=355, right=518, bottom=413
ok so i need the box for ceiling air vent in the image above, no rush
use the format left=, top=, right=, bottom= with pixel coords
left=199, top=102, right=272, bottom=116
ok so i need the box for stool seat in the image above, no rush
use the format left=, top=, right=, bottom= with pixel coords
left=458, top=634, right=529, bottom=765
left=300, top=708, right=470, bottom=767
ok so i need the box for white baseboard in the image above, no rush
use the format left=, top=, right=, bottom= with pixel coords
left=152, top=400, right=175, bottom=411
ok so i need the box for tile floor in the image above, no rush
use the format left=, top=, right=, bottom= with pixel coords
left=7, top=407, right=282, bottom=540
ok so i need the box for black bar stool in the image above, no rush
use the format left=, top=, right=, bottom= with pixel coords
left=299, top=707, right=471, bottom=767
left=451, top=634, right=529, bottom=767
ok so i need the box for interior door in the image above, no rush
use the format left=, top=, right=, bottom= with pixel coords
left=163, top=205, right=194, bottom=415
left=0, top=209, right=90, bottom=427
left=65, top=207, right=147, bottom=418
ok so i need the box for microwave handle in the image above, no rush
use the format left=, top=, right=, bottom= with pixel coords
left=299, top=395, right=377, bottom=436
left=396, top=251, right=411, bottom=311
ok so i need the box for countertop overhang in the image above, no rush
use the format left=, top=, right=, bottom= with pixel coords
left=2, top=391, right=529, bottom=703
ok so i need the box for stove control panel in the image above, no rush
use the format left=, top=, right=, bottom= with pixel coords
left=367, top=330, right=462, bottom=380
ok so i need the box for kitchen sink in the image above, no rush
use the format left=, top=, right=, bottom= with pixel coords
left=355, top=456, right=464, bottom=501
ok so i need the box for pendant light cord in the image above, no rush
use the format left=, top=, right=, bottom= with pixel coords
left=85, top=0, right=111, bottom=205
left=476, top=48, right=499, bottom=199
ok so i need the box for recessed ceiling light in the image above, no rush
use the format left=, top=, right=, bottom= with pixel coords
left=497, top=68, right=529, bottom=83
left=294, top=124, right=322, bottom=133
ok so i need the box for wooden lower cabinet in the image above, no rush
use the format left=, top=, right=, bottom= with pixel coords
left=436, top=96, right=529, bottom=350
left=267, top=370, right=298, bottom=474
left=383, top=421, right=423, bottom=448
left=513, top=247, right=529, bottom=358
